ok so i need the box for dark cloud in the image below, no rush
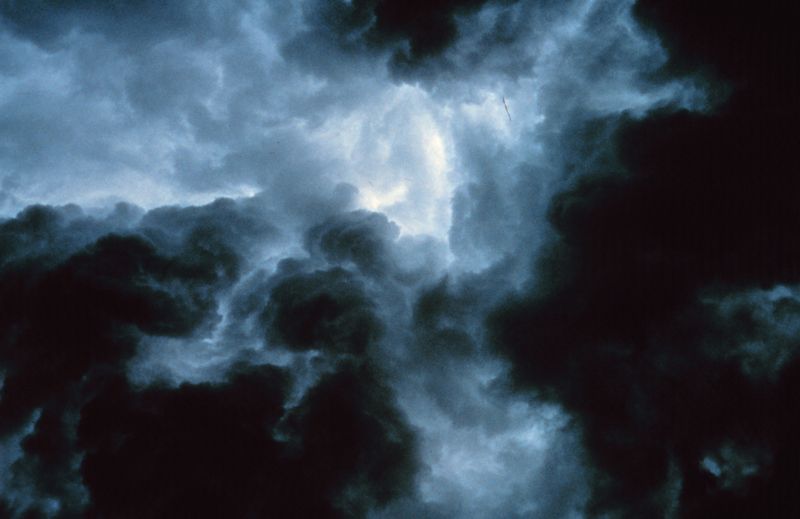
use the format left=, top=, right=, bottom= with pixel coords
left=306, top=210, right=399, bottom=276
left=413, top=279, right=477, bottom=355
left=301, top=0, right=501, bottom=59
left=263, top=268, right=383, bottom=356
left=284, top=364, right=417, bottom=516
left=633, top=0, right=799, bottom=106
left=0, top=209, right=247, bottom=515
left=76, top=363, right=415, bottom=519
left=77, top=367, right=291, bottom=519
left=0, top=193, right=420, bottom=517
left=0, top=202, right=223, bottom=506
left=491, top=0, right=800, bottom=516
left=92, top=366, right=413, bottom=518
left=3, top=0, right=797, bottom=517
left=289, top=0, right=536, bottom=76
left=367, top=0, right=501, bottom=60
left=0, top=231, right=223, bottom=432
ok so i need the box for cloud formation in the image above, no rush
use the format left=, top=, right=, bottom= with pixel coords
left=1, top=0, right=797, bottom=517
left=491, top=1, right=800, bottom=516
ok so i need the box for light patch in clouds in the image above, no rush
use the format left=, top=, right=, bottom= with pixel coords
left=310, top=83, right=457, bottom=238
left=419, top=402, right=555, bottom=495
left=0, top=0, right=702, bottom=250
left=387, top=351, right=589, bottom=518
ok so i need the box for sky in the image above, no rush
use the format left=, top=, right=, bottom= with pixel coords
left=0, top=1, right=798, bottom=517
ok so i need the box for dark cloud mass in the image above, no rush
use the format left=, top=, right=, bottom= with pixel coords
left=263, top=267, right=383, bottom=355
left=492, top=1, right=800, bottom=517
left=0, top=201, right=416, bottom=518
left=304, top=0, right=507, bottom=60
left=0, top=0, right=798, bottom=518
left=77, top=364, right=414, bottom=519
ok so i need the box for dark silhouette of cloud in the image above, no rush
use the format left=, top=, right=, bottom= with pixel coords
left=491, top=1, right=800, bottom=516
left=306, top=210, right=399, bottom=275
left=0, top=196, right=421, bottom=518
left=263, top=268, right=383, bottom=356
left=297, top=0, right=513, bottom=63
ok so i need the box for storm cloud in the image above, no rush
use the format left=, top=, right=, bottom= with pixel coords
left=492, top=1, right=800, bottom=516
left=0, top=0, right=797, bottom=518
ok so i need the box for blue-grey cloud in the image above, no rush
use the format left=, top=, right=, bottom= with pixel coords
left=2, top=0, right=795, bottom=517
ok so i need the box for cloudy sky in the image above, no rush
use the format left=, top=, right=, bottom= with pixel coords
left=0, top=1, right=798, bottom=517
